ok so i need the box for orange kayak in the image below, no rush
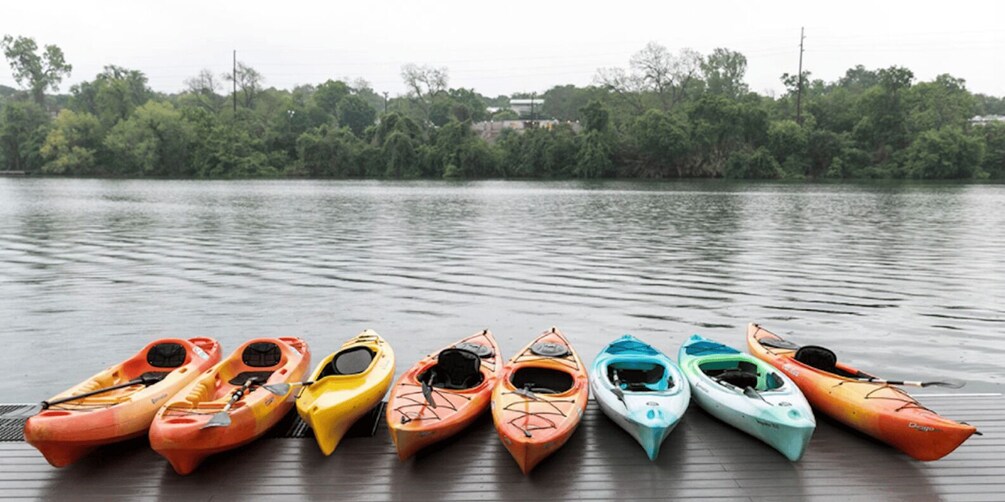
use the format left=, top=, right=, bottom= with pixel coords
left=386, top=330, right=500, bottom=460
left=24, top=337, right=222, bottom=467
left=149, top=337, right=310, bottom=474
left=492, top=327, right=589, bottom=474
left=747, top=323, right=977, bottom=460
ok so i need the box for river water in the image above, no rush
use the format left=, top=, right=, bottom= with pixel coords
left=0, top=179, right=1002, bottom=401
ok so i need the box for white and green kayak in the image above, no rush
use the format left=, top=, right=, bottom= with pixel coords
left=678, top=334, right=815, bottom=461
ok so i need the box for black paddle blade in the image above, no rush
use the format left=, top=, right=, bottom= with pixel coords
left=921, top=378, right=966, bottom=389
left=421, top=380, right=436, bottom=409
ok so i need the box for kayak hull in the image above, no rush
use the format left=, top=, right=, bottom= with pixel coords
left=149, top=337, right=310, bottom=475
left=24, top=337, right=222, bottom=467
left=386, top=330, right=500, bottom=460
left=747, top=323, right=977, bottom=461
left=492, top=327, right=589, bottom=474
left=296, top=330, right=395, bottom=455
left=679, top=334, right=815, bottom=461
left=591, top=335, right=690, bottom=461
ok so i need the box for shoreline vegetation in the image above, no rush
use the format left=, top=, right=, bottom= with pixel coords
left=2, top=36, right=1004, bottom=181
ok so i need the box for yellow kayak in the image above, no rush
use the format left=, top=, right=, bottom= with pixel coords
left=296, top=330, right=395, bottom=455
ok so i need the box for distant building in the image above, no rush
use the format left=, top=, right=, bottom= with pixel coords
left=970, top=115, right=1005, bottom=125
left=509, top=98, right=545, bottom=118
left=470, top=120, right=582, bottom=143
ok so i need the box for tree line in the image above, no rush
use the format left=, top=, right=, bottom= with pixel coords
left=1, top=34, right=1004, bottom=179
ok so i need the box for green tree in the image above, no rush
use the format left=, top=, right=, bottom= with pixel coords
left=313, top=79, right=351, bottom=116
left=978, top=122, right=1005, bottom=178
left=575, top=130, right=614, bottom=178
left=0, top=100, right=49, bottom=172
left=70, top=66, right=153, bottom=129
left=383, top=130, right=418, bottom=178
left=39, top=109, right=102, bottom=174
left=903, top=127, right=984, bottom=179
left=295, top=124, right=362, bottom=177
left=766, top=120, right=809, bottom=176
left=337, top=94, right=377, bottom=137
left=631, top=109, right=691, bottom=177
left=702, top=48, right=748, bottom=99
left=724, top=147, right=782, bottom=179
left=1, top=35, right=72, bottom=107
left=103, top=101, right=195, bottom=176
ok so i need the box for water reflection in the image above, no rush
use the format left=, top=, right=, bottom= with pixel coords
left=0, top=179, right=1002, bottom=401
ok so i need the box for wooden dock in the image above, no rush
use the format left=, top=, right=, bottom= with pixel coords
left=0, top=394, right=1001, bottom=501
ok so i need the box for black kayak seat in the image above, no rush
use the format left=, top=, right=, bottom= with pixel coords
left=318, top=347, right=375, bottom=378
left=229, top=371, right=274, bottom=386
left=795, top=345, right=838, bottom=374
left=243, top=342, right=282, bottom=368
left=717, top=369, right=758, bottom=388
left=147, top=342, right=187, bottom=368
left=421, top=348, right=483, bottom=390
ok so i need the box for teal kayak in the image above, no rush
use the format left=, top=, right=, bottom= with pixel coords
left=678, top=334, right=815, bottom=461
left=591, top=335, right=690, bottom=460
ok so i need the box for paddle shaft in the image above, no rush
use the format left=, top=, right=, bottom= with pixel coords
left=41, top=374, right=161, bottom=409
left=222, top=378, right=256, bottom=413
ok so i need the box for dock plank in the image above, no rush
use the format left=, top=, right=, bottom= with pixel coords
left=0, top=395, right=1000, bottom=501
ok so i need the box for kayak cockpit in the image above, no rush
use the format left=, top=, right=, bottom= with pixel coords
left=699, top=360, right=784, bottom=392
left=419, top=348, right=484, bottom=390
left=607, top=361, right=672, bottom=392
left=511, top=367, right=574, bottom=395
left=793, top=345, right=861, bottom=378
left=317, top=346, right=376, bottom=379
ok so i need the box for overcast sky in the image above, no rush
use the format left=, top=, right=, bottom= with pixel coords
left=2, top=0, right=1003, bottom=98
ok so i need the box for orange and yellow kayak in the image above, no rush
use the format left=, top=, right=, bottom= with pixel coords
left=492, top=327, right=588, bottom=474
left=149, top=337, right=310, bottom=474
left=24, top=337, right=222, bottom=467
left=386, top=330, right=500, bottom=460
left=747, top=323, right=977, bottom=460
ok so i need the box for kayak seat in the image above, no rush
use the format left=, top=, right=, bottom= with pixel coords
left=243, top=342, right=282, bottom=368
left=420, top=348, right=483, bottom=390
left=228, top=371, right=274, bottom=386
left=608, top=363, right=667, bottom=392
left=717, top=370, right=758, bottom=389
left=795, top=345, right=837, bottom=374
left=139, top=371, right=172, bottom=382
left=511, top=367, right=574, bottom=394
left=317, top=347, right=375, bottom=378
left=703, top=361, right=760, bottom=389
left=147, top=342, right=186, bottom=368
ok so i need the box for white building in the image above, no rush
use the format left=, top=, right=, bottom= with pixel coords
left=510, top=98, right=545, bottom=118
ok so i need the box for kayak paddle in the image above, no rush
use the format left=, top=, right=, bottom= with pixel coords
left=203, top=377, right=258, bottom=428
left=41, top=373, right=167, bottom=410
left=856, top=376, right=965, bottom=389
left=262, top=380, right=315, bottom=396
left=421, top=370, right=437, bottom=409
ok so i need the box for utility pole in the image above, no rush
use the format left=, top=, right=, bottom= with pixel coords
left=232, top=50, right=237, bottom=114
left=530, top=92, right=536, bottom=122
left=383, top=91, right=389, bottom=114
left=796, top=27, right=805, bottom=125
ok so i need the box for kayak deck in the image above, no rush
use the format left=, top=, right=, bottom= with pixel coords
left=1, top=394, right=1001, bottom=500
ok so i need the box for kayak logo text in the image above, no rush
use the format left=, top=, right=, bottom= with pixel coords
left=909, top=422, right=938, bottom=432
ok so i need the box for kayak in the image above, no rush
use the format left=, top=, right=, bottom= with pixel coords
left=591, top=335, right=690, bottom=460
left=386, top=330, right=500, bottom=460
left=149, top=337, right=310, bottom=474
left=747, top=323, right=978, bottom=460
left=24, top=337, right=222, bottom=467
left=678, top=334, right=815, bottom=461
left=492, top=327, right=589, bottom=474
left=297, top=330, right=395, bottom=455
